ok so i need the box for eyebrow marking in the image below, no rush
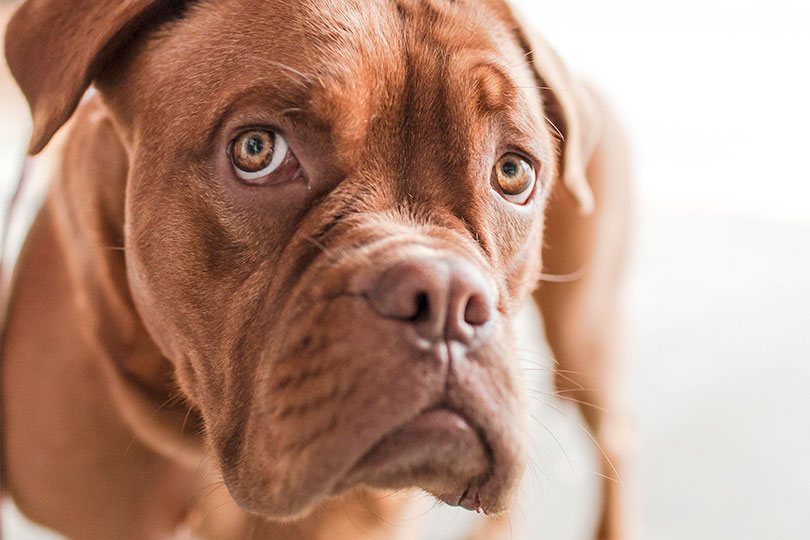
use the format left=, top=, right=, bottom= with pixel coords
left=199, top=69, right=331, bottom=150
left=470, top=61, right=516, bottom=113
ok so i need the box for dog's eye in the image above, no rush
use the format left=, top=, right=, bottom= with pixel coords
left=229, top=129, right=293, bottom=184
left=494, top=154, right=536, bottom=204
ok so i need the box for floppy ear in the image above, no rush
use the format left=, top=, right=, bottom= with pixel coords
left=503, top=3, right=598, bottom=214
left=4, top=0, right=173, bottom=155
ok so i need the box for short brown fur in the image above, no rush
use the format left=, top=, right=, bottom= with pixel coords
left=2, top=0, right=632, bottom=538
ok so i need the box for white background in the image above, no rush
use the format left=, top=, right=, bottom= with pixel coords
left=512, top=1, right=810, bottom=538
left=2, top=0, right=809, bottom=538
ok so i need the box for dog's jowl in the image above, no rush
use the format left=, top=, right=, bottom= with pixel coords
left=1, top=0, right=632, bottom=538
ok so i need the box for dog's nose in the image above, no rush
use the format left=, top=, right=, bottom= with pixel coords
left=366, top=256, right=494, bottom=344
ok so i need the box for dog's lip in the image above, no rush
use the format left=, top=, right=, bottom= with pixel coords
left=337, top=406, right=491, bottom=500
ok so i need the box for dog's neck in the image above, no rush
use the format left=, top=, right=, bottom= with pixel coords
left=48, top=95, right=206, bottom=465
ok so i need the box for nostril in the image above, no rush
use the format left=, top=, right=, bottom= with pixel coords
left=463, top=292, right=491, bottom=327
left=366, top=262, right=444, bottom=323
left=410, top=292, right=431, bottom=322
left=365, top=255, right=495, bottom=344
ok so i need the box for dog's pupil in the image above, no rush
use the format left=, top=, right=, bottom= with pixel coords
left=502, top=160, right=518, bottom=177
left=247, top=136, right=264, bottom=155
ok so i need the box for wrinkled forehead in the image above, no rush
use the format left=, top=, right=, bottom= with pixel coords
left=116, top=0, right=541, bottom=143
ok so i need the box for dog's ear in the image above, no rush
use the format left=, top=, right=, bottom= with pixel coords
left=499, top=3, right=598, bottom=214
left=4, top=0, right=173, bottom=155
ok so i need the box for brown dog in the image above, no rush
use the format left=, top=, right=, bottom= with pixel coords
left=1, top=0, right=631, bottom=538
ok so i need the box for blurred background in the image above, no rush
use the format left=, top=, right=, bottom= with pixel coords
left=1, top=0, right=808, bottom=538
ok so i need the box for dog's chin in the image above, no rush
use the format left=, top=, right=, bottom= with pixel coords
left=334, top=407, right=490, bottom=506
left=218, top=380, right=524, bottom=520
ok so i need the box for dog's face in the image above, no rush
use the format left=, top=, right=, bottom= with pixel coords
left=7, top=0, right=583, bottom=519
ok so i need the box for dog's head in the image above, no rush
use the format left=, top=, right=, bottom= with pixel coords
left=6, top=0, right=594, bottom=518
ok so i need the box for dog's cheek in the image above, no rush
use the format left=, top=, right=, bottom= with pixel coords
left=491, top=207, right=546, bottom=312
left=509, top=230, right=545, bottom=306
left=124, top=163, right=253, bottom=348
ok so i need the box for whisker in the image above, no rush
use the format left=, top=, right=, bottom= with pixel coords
left=303, top=235, right=338, bottom=262
left=515, top=347, right=556, bottom=359
left=536, top=401, right=621, bottom=483
left=386, top=492, right=438, bottom=522
left=181, top=402, right=196, bottom=436
left=528, top=389, right=610, bottom=414
left=551, top=370, right=586, bottom=391
left=193, top=495, right=245, bottom=534
left=542, top=114, right=565, bottom=143
left=515, top=84, right=576, bottom=95
left=278, top=107, right=306, bottom=116
left=517, top=352, right=559, bottom=366
left=265, top=60, right=310, bottom=82
left=507, top=278, right=541, bottom=291
left=519, top=359, right=559, bottom=371
left=195, top=479, right=228, bottom=503
left=303, top=234, right=376, bottom=271
left=526, top=453, right=550, bottom=485
left=537, top=267, right=588, bottom=283
left=530, top=413, right=579, bottom=484
left=352, top=489, right=401, bottom=530
left=540, top=386, right=598, bottom=395
left=338, top=497, right=376, bottom=540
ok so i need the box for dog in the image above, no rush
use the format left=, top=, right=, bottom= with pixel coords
left=0, top=0, right=632, bottom=538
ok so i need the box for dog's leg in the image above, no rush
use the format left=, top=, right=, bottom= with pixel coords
left=1, top=203, right=199, bottom=540
left=187, top=486, right=421, bottom=540
left=463, top=513, right=514, bottom=540
left=533, top=94, right=633, bottom=540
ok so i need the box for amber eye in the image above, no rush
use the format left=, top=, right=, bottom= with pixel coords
left=230, top=129, right=290, bottom=183
left=494, top=153, right=536, bottom=204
